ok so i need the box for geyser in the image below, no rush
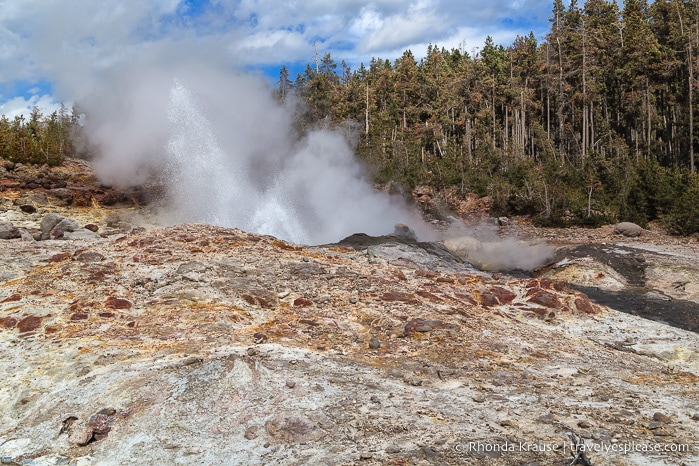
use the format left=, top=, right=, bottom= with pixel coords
left=88, top=66, right=424, bottom=245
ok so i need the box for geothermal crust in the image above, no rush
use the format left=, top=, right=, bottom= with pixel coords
left=0, top=162, right=698, bottom=465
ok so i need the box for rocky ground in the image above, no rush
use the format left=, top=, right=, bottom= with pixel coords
left=1, top=160, right=698, bottom=465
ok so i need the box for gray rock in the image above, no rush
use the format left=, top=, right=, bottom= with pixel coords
left=0, top=220, right=20, bottom=240
left=40, top=213, right=83, bottom=240
left=652, top=412, right=673, bottom=424
left=40, top=213, right=65, bottom=238
left=17, top=229, right=34, bottom=242
left=394, top=223, right=417, bottom=241
left=15, top=192, right=48, bottom=207
left=62, top=228, right=101, bottom=240
left=613, top=222, right=644, bottom=237
left=244, top=426, right=259, bottom=440
left=53, top=217, right=80, bottom=235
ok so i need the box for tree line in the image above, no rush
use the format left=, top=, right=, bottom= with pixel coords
left=281, top=0, right=699, bottom=235
left=0, top=105, right=77, bottom=166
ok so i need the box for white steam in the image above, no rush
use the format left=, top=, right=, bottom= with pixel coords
left=84, top=65, right=424, bottom=245
left=442, top=221, right=555, bottom=272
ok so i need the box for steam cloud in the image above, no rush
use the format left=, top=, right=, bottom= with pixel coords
left=78, top=62, right=425, bottom=245
left=62, top=60, right=551, bottom=266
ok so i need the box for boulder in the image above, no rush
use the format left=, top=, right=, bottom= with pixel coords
left=613, top=222, right=644, bottom=237
left=0, top=220, right=20, bottom=240
left=40, top=213, right=80, bottom=240
left=40, top=213, right=65, bottom=236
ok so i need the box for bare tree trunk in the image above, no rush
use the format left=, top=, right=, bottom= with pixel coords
left=557, top=36, right=565, bottom=161
left=365, top=83, right=370, bottom=135
left=546, top=43, right=551, bottom=142
left=582, top=20, right=588, bottom=160
left=690, top=28, right=695, bottom=172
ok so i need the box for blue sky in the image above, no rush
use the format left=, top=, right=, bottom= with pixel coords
left=0, top=0, right=554, bottom=118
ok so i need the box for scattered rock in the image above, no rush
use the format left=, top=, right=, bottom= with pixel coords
left=369, top=337, right=380, bottom=349
left=68, top=408, right=116, bottom=446
left=652, top=412, right=673, bottom=424
left=244, top=426, right=259, bottom=440
left=0, top=220, right=20, bottom=240
left=404, top=318, right=454, bottom=335
left=18, top=229, right=34, bottom=241
left=394, top=223, right=417, bottom=241
left=526, top=288, right=561, bottom=308
left=39, top=213, right=66, bottom=239
left=73, top=251, right=105, bottom=262
left=104, top=297, right=133, bottom=309
left=62, top=228, right=101, bottom=240
left=264, top=416, right=326, bottom=443
left=613, top=222, right=644, bottom=237
left=403, top=374, right=423, bottom=386
left=652, top=426, right=675, bottom=437
left=293, top=297, right=313, bottom=307
left=253, top=332, right=268, bottom=344
left=1, top=293, right=21, bottom=303
left=17, top=315, right=43, bottom=333
left=0, top=316, right=18, bottom=329
left=381, top=291, right=416, bottom=302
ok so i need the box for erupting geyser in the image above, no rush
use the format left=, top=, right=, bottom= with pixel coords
left=87, top=66, right=425, bottom=245
left=162, top=77, right=424, bottom=244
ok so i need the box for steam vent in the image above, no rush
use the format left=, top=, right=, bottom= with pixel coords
left=0, top=161, right=698, bottom=465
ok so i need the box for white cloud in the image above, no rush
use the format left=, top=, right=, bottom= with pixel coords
left=0, top=0, right=552, bottom=114
left=0, top=94, right=64, bottom=120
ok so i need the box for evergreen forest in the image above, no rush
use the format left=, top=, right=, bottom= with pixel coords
left=2, top=0, right=699, bottom=235
left=0, top=105, right=77, bottom=167
left=282, top=0, right=699, bottom=235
